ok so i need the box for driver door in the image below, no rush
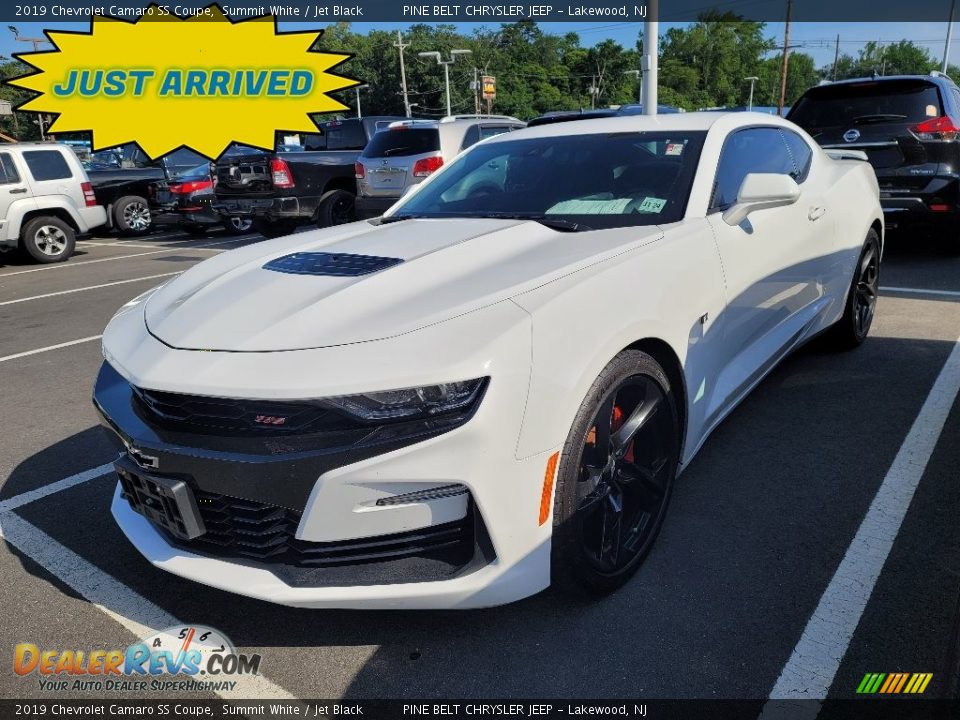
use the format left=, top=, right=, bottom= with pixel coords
left=706, top=126, right=831, bottom=420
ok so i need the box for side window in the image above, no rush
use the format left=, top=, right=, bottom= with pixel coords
left=460, top=125, right=481, bottom=151
left=478, top=124, right=513, bottom=141
left=0, top=153, right=20, bottom=184
left=22, top=150, right=73, bottom=181
left=710, top=127, right=796, bottom=210
left=781, top=129, right=813, bottom=183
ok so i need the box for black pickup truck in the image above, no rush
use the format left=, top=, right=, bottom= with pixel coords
left=86, top=166, right=166, bottom=235
left=214, top=116, right=407, bottom=237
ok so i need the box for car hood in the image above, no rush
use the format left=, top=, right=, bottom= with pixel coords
left=144, top=218, right=662, bottom=351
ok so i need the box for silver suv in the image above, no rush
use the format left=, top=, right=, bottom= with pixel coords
left=354, top=116, right=525, bottom=218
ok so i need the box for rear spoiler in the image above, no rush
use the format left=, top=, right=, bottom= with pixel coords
left=824, top=148, right=869, bottom=162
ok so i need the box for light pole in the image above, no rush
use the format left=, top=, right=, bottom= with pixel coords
left=744, top=76, right=759, bottom=111
left=8, top=25, right=48, bottom=52
left=624, top=69, right=642, bottom=105
left=353, top=84, right=368, bottom=119
left=642, top=0, right=658, bottom=115
left=419, top=49, right=472, bottom=117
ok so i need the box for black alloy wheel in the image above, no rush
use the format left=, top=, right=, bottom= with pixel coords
left=830, top=228, right=881, bottom=350
left=576, top=374, right=677, bottom=575
left=552, top=350, right=680, bottom=596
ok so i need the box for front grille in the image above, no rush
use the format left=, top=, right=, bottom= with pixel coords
left=131, top=386, right=361, bottom=436
left=181, top=489, right=475, bottom=570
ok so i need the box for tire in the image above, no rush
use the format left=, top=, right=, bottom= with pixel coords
left=20, top=216, right=76, bottom=264
left=222, top=216, right=254, bottom=235
left=112, top=196, right=152, bottom=235
left=253, top=218, right=297, bottom=239
left=183, top=225, right=209, bottom=237
left=316, top=189, right=356, bottom=227
left=551, top=349, right=681, bottom=597
left=829, top=229, right=881, bottom=350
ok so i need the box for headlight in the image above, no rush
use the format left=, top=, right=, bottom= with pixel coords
left=324, top=379, right=487, bottom=422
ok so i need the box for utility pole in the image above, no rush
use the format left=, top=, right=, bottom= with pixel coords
left=832, top=34, right=840, bottom=80
left=473, top=67, right=480, bottom=116
left=777, top=0, right=793, bottom=117
left=642, top=0, right=658, bottom=115
left=394, top=31, right=412, bottom=117
left=944, top=0, right=956, bottom=74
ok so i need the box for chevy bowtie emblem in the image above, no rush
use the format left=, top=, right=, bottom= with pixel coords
left=128, top=446, right=160, bottom=470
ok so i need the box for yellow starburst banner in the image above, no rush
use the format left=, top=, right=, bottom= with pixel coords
left=5, top=4, right=359, bottom=159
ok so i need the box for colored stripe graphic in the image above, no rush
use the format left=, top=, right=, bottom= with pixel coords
left=857, top=672, right=932, bottom=694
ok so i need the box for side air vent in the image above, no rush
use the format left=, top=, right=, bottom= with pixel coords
left=263, top=252, right=403, bottom=277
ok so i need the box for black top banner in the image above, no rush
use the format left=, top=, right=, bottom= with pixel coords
left=3, top=0, right=960, bottom=23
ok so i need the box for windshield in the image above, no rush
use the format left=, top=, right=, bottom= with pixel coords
left=788, top=80, right=943, bottom=128
left=389, top=131, right=706, bottom=229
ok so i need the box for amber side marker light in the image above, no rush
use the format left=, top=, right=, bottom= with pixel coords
left=539, top=452, right=560, bottom=526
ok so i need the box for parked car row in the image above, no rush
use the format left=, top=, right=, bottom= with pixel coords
left=4, top=71, right=960, bottom=264
left=211, top=114, right=527, bottom=236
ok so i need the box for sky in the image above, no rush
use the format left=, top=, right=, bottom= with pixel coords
left=2, top=21, right=960, bottom=72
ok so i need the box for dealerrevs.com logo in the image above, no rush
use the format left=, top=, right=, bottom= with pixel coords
left=13, top=625, right=262, bottom=693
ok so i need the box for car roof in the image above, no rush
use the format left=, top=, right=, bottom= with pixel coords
left=814, top=73, right=957, bottom=88
left=496, top=111, right=785, bottom=142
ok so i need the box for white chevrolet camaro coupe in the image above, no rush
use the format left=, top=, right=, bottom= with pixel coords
left=95, top=112, right=882, bottom=609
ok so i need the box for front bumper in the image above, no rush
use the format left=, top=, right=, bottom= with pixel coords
left=97, top=300, right=556, bottom=608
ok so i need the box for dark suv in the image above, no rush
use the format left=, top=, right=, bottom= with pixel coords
left=788, top=72, right=960, bottom=234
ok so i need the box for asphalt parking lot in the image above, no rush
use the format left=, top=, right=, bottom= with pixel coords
left=0, top=225, right=958, bottom=705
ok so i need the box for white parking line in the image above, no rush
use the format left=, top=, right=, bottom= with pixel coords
left=0, top=512, right=297, bottom=700
left=761, top=333, right=960, bottom=716
left=0, top=249, right=197, bottom=277
left=881, top=285, right=960, bottom=298
left=0, top=272, right=178, bottom=307
left=0, top=463, right=113, bottom=513
left=0, top=336, right=103, bottom=364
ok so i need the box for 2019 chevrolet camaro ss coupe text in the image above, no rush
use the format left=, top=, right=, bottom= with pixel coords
left=94, top=113, right=883, bottom=609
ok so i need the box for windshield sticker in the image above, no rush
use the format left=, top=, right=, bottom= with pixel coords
left=926, top=104, right=939, bottom=117
left=546, top=198, right=633, bottom=215
left=665, top=143, right=684, bottom=156
left=638, top=197, right=667, bottom=213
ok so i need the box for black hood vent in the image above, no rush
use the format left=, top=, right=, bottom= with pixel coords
left=263, top=252, right=403, bottom=277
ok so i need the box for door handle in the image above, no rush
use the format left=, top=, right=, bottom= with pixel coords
left=8, top=187, right=27, bottom=194
left=808, top=206, right=826, bottom=221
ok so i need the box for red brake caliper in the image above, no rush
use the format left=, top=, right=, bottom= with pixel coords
left=611, top=406, right=636, bottom=463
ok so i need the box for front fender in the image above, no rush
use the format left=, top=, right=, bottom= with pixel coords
left=511, top=220, right=727, bottom=463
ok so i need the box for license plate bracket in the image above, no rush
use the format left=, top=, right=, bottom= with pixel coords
left=116, top=461, right=206, bottom=541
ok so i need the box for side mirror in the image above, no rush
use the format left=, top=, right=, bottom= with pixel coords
left=722, top=173, right=800, bottom=226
